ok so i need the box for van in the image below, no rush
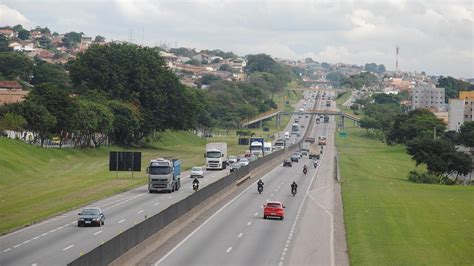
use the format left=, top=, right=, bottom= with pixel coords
left=284, top=132, right=290, bottom=139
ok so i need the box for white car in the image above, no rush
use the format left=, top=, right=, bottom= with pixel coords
left=228, top=155, right=238, bottom=164
left=239, top=158, right=250, bottom=166
left=190, top=166, right=204, bottom=178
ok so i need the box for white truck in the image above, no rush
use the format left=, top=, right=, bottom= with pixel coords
left=205, top=142, right=228, bottom=170
left=147, top=158, right=181, bottom=193
left=250, top=141, right=263, bottom=157
left=273, top=139, right=286, bottom=151
left=263, top=142, right=272, bottom=155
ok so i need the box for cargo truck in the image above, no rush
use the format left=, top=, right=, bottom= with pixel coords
left=147, top=158, right=181, bottom=193
left=263, top=142, right=272, bottom=155
left=309, top=143, right=322, bottom=159
left=249, top=138, right=264, bottom=157
left=273, top=139, right=286, bottom=151
left=318, top=136, right=327, bottom=145
left=205, top=142, right=228, bottom=170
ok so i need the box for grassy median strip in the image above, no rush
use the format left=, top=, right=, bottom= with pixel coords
left=337, top=127, right=474, bottom=265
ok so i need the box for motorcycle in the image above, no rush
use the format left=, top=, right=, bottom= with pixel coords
left=258, top=184, right=263, bottom=194
left=313, top=161, right=318, bottom=168
left=193, top=182, right=199, bottom=192
left=291, top=187, right=297, bottom=196
left=303, top=167, right=307, bottom=175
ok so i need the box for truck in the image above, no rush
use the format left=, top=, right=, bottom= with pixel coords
left=305, top=137, right=315, bottom=143
left=263, top=142, right=272, bottom=155
left=249, top=138, right=264, bottom=157
left=205, top=142, right=228, bottom=170
left=323, top=115, right=329, bottom=123
left=147, top=158, right=181, bottom=193
left=273, top=139, right=286, bottom=151
left=284, top=132, right=290, bottom=139
left=326, top=100, right=331, bottom=107
left=309, top=143, right=322, bottom=159
left=291, top=123, right=300, bottom=135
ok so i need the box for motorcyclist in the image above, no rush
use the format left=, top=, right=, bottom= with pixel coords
left=257, top=179, right=264, bottom=189
left=193, top=177, right=199, bottom=190
left=303, top=164, right=308, bottom=174
left=313, top=160, right=318, bottom=168
left=291, top=181, right=298, bottom=195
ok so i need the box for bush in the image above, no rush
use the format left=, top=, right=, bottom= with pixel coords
left=236, top=130, right=255, bottom=136
left=407, top=170, right=439, bottom=184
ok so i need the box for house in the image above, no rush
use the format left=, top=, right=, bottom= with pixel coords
left=30, top=30, right=43, bottom=39
left=192, top=53, right=210, bottom=63
left=35, top=49, right=55, bottom=59
left=0, top=81, right=28, bottom=106
left=231, top=58, right=247, bottom=72
left=0, top=29, right=16, bottom=38
left=79, top=36, right=93, bottom=51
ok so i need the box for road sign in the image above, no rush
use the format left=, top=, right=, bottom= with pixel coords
left=339, top=131, right=348, bottom=139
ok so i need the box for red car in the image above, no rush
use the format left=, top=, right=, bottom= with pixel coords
left=263, top=201, right=285, bottom=220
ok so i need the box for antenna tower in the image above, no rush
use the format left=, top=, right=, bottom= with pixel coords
left=396, top=45, right=399, bottom=72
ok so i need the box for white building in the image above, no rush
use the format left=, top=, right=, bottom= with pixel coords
left=412, top=84, right=445, bottom=111
left=448, top=98, right=474, bottom=131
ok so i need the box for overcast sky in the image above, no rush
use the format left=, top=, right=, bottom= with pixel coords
left=1, top=0, right=473, bottom=78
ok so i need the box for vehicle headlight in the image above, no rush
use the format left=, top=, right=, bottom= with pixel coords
left=93, top=217, right=101, bottom=221
left=79, top=218, right=84, bottom=221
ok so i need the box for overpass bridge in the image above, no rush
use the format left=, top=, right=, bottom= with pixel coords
left=241, top=109, right=359, bottom=129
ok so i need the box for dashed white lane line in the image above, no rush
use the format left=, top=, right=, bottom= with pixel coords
left=167, top=196, right=173, bottom=199
left=49, top=229, right=57, bottom=233
left=238, top=233, right=243, bottom=238
left=93, top=230, right=103, bottom=236
left=138, top=210, right=144, bottom=214
left=3, top=248, right=12, bottom=252
left=22, top=239, right=31, bottom=244
left=226, top=247, right=232, bottom=253
left=247, top=221, right=252, bottom=226
left=13, top=244, right=21, bottom=248
left=32, top=263, right=37, bottom=266
left=57, top=226, right=63, bottom=230
left=118, top=219, right=126, bottom=224
left=154, top=202, right=160, bottom=206
left=62, top=244, right=74, bottom=251
left=41, top=233, right=48, bottom=237
left=254, top=212, right=258, bottom=216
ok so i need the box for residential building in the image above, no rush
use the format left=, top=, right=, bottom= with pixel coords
left=412, top=84, right=445, bottom=111
left=448, top=91, right=474, bottom=131
left=0, top=29, right=16, bottom=38
left=230, top=58, right=247, bottom=73
left=0, top=81, right=28, bottom=105
left=79, top=36, right=93, bottom=51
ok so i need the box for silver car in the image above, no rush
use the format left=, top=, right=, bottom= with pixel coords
left=190, top=166, right=204, bottom=178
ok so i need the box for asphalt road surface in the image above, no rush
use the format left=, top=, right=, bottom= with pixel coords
left=147, top=90, right=338, bottom=266
left=0, top=92, right=315, bottom=266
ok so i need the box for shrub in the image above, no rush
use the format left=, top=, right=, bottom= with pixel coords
left=407, top=170, right=439, bottom=184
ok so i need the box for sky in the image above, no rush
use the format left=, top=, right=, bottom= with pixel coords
left=0, top=0, right=473, bottom=78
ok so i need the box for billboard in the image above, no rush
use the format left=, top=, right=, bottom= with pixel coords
left=109, top=151, right=141, bottom=172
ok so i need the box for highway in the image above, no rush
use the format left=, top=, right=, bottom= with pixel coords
left=0, top=92, right=315, bottom=265
left=140, top=91, right=338, bottom=266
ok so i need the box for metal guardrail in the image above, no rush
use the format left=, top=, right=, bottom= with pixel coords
left=335, top=153, right=342, bottom=183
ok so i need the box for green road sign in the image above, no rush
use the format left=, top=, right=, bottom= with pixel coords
left=339, top=131, right=348, bottom=139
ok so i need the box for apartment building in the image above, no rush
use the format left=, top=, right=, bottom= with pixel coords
left=448, top=91, right=474, bottom=131
left=412, top=84, right=445, bottom=111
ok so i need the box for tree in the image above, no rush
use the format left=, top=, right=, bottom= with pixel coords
left=94, top=35, right=105, bottom=43
left=62, top=31, right=83, bottom=48
left=386, top=109, right=446, bottom=145
left=326, top=71, right=348, bottom=88
left=0, top=112, right=26, bottom=132
left=245, top=54, right=276, bottom=73
left=75, top=99, right=114, bottom=147
left=12, top=24, right=24, bottom=32
left=0, top=35, right=11, bottom=52
left=21, top=100, right=56, bottom=146
left=17, top=29, right=30, bottom=40
left=377, top=64, right=386, bottom=73
left=36, top=36, right=52, bottom=49
left=458, top=121, right=474, bottom=148
left=186, top=59, right=201, bottom=66
left=373, top=93, right=399, bottom=105
left=219, top=64, right=233, bottom=72
left=32, top=58, right=70, bottom=86
left=407, top=137, right=471, bottom=179
left=437, top=76, right=474, bottom=101
left=198, top=74, right=220, bottom=87
left=0, top=52, right=33, bottom=80
left=108, top=101, right=141, bottom=145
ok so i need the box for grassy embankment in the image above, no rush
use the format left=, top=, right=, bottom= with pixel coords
left=337, top=126, right=474, bottom=264
left=0, top=131, right=244, bottom=234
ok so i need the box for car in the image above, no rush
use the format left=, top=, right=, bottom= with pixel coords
left=190, top=166, right=204, bottom=178
left=283, top=159, right=292, bottom=167
left=248, top=154, right=258, bottom=162
left=300, top=149, right=308, bottom=156
left=239, top=158, right=250, bottom=166
left=230, top=162, right=242, bottom=172
left=305, top=115, right=309, bottom=118
left=294, top=152, right=303, bottom=158
left=228, top=155, right=238, bottom=164
left=78, top=207, right=105, bottom=227
left=263, top=201, right=285, bottom=220
left=290, top=154, right=299, bottom=162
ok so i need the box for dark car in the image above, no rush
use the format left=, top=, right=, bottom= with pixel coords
left=78, top=207, right=105, bottom=227
left=290, top=154, right=299, bottom=162
left=283, top=159, right=292, bottom=167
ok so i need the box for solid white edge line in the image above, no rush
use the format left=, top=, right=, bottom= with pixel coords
left=62, top=244, right=74, bottom=251
left=154, top=168, right=275, bottom=266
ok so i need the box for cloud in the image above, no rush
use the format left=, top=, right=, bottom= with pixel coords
left=0, top=4, right=31, bottom=27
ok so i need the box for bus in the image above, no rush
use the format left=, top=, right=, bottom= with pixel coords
left=291, top=123, right=300, bottom=135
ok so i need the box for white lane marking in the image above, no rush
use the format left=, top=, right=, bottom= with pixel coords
left=62, top=244, right=74, bottom=251
left=71, top=221, right=76, bottom=224
left=49, top=229, right=56, bottom=233
left=138, top=210, right=144, bottom=214
left=93, top=230, right=103, bottom=236
left=41, top=233, right=48, bottom=236
left=13, top=244, right=21, bottom=248
left=226, top=247, right=232, bottom=253
left=57, top=226, right=63, bottom=230
left=179, top=191, right=184, bottom=193
left=254, top=212, right=258, bottom=216
left=118, top=219, right=126, bottom=224
left=3, top=248, right=11, bottom=252
left=270, top=194, right=274, bottom=197
left=167, top=196, right=172, bottom=199
left=23, top=239, right=31, bottom=244
left=32, top=236, right=39, bottom=240
left=32, top=264, right=37, bottom=266
left=154, top=202, right=160, bottom=206
left=238, top=233, right=243, bottom=238
left=155, top=169, right=276, bottom=266
left=247, top=221, right=251, bottom=226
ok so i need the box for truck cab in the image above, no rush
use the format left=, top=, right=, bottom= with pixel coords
left=205, top=142, right=228, bottom=170
left=148, top=158, right=181, bottom=193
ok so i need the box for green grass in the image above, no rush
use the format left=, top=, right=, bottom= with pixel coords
left=337, top=128, right=474, bottom=265
left=0, top=130, right=244, bottom=234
